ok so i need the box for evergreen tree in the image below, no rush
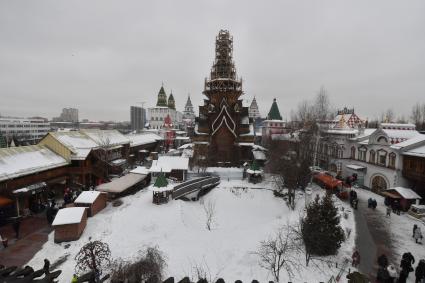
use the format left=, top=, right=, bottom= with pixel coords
left=301, top=194, right=345, bottom=261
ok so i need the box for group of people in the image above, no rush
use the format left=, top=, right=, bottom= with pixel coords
left=368, top=198, right=378, bottom=209
left=375, top=253, right=425, bottom=283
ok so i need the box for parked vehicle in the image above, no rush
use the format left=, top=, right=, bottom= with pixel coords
left=408, top=204, right=425, bottom=219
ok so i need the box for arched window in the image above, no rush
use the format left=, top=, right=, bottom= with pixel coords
left=377, top=149, right=387, bottom=166
left=358, top=146, right=367, bottom=162
left=369, top=150, right=376, bottom=164
left=389, top=152, right=396, bottom=169
left=351, top=146, right=356, bottom=159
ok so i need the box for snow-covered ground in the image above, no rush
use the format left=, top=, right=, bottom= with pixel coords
left=357, top=188, right=425, bottom=277
left=28, top=179, right=356, bottom=282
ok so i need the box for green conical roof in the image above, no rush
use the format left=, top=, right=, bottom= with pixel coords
left=154, top=172, right=168, bottom=187
left=250, top=160, right=260, bottom=171
left=167, top=92, right=176, bottom=109
left=156, top=86, right=168, bottom=107
left=267, top=98, right=282, bottom=120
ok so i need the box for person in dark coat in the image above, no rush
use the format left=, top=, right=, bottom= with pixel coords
left=378, top=254, right=389, bottom=268
left=352, top=250, right=360, bottom=267
left=404, top=252, right=416, bottom=266
left=377, top=266, right=391, bottom=283
left=43, top=258, right=50, bottom=275
left=12, top=217, right=21, bottom=239
left=400, top=255, right=414, bottom=283
left=415, top=259, right=425, bottom=283
left=413, top=224, right=418, bottom=238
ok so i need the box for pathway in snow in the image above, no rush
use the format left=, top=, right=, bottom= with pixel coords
left=354, top=188, right=396, bottom=280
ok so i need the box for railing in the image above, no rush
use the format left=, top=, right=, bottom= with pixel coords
left=172, top=176, right=220, bottom=199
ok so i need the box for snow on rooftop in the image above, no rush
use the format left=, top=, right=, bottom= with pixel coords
left=402, top=144, right=425, bottom=157
left=74, top=191, right=101, bottom=204
left=81, top=129, right=129, bottom=146
left=387, top=187, right=422, bottom=199
left=252, top=150, right=266, bottom=160
left=52, top=207, right=86, bottom=226
left=51, top=132, right=98, bottom=160
left=178, top=143, right=193, bottom=150
left=126, top=133, right=163, bottom=147
left=0, top=145, right=69, bottom=182
left=391, top=134, right=425, bottom=149
left=382, top=129, right=420, bottom=141
left=150, top=156, right=189, bottom=172
left=130, top=166, right=150, bottom=175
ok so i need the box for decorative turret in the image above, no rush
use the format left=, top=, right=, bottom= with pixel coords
left=167, top=92, right=176, bottom=109
left=266, top=98, right=282, bottom=120
left=184, top=95, right=194, bottom=114
left=249, top=96, right=261, bottom=119
left=156, top=85, right=168, bottom=107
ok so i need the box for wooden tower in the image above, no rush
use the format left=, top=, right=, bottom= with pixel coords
left=194, top=30, right=254, bottom=166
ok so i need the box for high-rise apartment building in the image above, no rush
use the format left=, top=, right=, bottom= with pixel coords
left=130, top=106, right=146, bottom=132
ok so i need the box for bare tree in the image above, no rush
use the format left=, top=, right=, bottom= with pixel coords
left=94, top=135, right=112, bottom=180
left=203, top=199, right=216, bottom=231
left=193, top=145, right=209, bottom=173
left=110, top=246, right=166, bottom=283
left=313, top=86, right=331, bottom=121
left=75, top=240, right=111, bottom=277
left=411, top=104, right=422, bottom=126
left=188, top=257, right=224, bottom=283
left=381, top=108, right=395, bottom=123
left=256, top=225, right=301, bottom=282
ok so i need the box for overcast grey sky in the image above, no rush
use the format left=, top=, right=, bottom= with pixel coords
left=1, top=0, right=424, bottom=122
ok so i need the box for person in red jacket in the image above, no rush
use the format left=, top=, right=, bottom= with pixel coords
left=352, top=250, right=360, bottom=267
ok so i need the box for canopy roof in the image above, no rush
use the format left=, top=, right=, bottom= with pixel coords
left=386, top=187, right=422, bottom=199
left=96, top=173, right=146, bottom=194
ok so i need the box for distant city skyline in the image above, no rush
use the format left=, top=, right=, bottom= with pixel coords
left=1, top=1, right=424, bottom=122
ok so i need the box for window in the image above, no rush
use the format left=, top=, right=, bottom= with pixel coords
left=389, top=152, right=396, bottom=169
left=377, top=150, right=387, bottom=166
left=358, top=146, right=367, bottom=162
left=369, top=150, right=376, bottom=164
left=351, top=146, right=356, bottom=159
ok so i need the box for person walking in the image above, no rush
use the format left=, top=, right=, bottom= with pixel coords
left=415, top=259, right=425, bottom=283
left=414, top=224, right=418, bottom=238
left=71, top=274, right=78, bottom=283
left=400, top=254, right=415, bottom=283
left=414, top=227, right=423, bottom=244
left=352, top=250, right=360, bottom=267
left=386, top=206, right=392, bottom=217
left=12, top=217, right=21, bottom=239
left=43, top=258, right=50, bottom=275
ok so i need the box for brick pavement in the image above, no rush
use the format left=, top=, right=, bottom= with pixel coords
left=0, top=215, right=52, bottom=267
